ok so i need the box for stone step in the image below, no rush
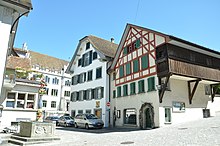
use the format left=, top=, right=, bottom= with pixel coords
left=11, top=134, right=60, bottom=142
left=8, top=138, right=51, bottom=146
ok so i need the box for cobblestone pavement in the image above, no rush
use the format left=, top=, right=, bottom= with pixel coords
left=3, top=112, right=220, bottom=146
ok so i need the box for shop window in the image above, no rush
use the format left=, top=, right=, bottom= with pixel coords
left=138, top=80, right=145, bottom=93
left=124, top=109, right=137, bottom=125
left=141, top=54, right=149, bottom=70
left=148, top=77, right=155, bottom=92
left=165, top=108, right=171, bottom=123
left=126, top=63, right=131, bottom=75
left=133, top=59, right=139, bottom=73
left=123, top=84, right=128, bottom=96
left=130, top=82, right=136, bottom=95
left=117, top=86, right=121, bottom=97
left=119, top=66, right=124, bottom=78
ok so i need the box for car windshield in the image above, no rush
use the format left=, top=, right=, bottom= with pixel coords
left=86, top=114, right=98, bottom=119
left=51, top=117, right=59, bottom=120
left=64, top=116, right=72, bottom=120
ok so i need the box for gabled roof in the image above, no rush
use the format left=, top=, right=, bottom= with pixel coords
left=29, top=51, right=69, bottom=71
left=0, top=0, right=33, bottom=12
left=6, top=56, right=31, bottom=70
left=66, top=35, right=118, bottom=73
left=109, top=23, right=220, bottom=72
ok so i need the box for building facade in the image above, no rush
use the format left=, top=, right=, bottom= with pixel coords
left=109, top=24, right=220, bottom=129
left=0, top=0, right=32, bottom=105
left=66, top=35, right=117, bottom=127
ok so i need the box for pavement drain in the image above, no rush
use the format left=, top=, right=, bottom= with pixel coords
left=120, top=141, right=134, bottom=145
left=178, top=127, right=188, bottom=130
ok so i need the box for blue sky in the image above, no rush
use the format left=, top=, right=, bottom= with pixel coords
left=15, top=0, right=220, bottom=61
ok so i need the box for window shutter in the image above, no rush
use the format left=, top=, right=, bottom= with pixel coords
left=126, top=63, right=131, bottom=75
left=130, top=82, right=136, bottom=95
left=113, top=90, right=116, bottom=98
left=81, top=54, right=85, bottom=67
left=123, top=47, right=128, bottom=55
left=148, top=77, right=155, bottom=91
left=89, top=50, right=93, bottom=64
left=93, top=52, right=98, bottom=60
left=133, top=59, right=139, bottom=73
left=78, top=58, right=81, bottom=66
left=141, top=54, right=149, bottom=69
left=119, top=66, right=124, bottom=78
left=117, top=86, right=121, bottom=97
left=71, top=92, right=74, bottom=101
left=71, top=76, right=74, bottom=85
left=123, top=85, right=128, bottom=96
left=136, top=38, right=140, bottom=48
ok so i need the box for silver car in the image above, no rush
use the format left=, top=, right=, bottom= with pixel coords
left=74, top=114, right=104, bottom=129
left=57, top=116, right=74, bottom=127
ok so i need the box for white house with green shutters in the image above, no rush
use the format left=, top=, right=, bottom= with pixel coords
left=66, top=35, right=118, bottom=127
left=108, top=24, right=220, bottom=129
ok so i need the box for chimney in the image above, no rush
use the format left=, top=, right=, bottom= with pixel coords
left=111, top=38, right=114, bottom=43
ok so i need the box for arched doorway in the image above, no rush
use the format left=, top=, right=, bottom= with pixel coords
left=139, top=103, right=154, bottom=129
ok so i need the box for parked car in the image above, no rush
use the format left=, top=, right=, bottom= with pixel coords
left=57, top=116, right=74, bottom=127
left=44, top=116, right=60, bottom=126
left=74, top=114, right=104, bottom=129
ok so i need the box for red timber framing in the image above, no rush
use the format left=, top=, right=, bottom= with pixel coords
left=114, top=26, right=167, bottom=86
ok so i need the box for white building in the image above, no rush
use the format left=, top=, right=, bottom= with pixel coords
left=66, top=35, right=118, bottom=127
left=0, top=0, right=32, bottom=105
left=108, top=24, right=220, bottom=129
left=1, top=47, right=71, bottom=127
left=13, top=47, right=72, bottom=117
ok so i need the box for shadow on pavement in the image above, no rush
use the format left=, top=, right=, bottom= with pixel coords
left=55, top=126, right=145, bottom=134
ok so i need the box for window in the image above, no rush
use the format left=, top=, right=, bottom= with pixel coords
left=78, top=91, right=83, bottom=101
left=83, top=90, right=87, bottom=100
left=83, top=72, right=86, bottom=82
left=130, top=82, right=136, bottom=95
left=138, top=80, right=145, bottom=93
left=135, top=38, right=141, bottom=48
left=165, top=108, right=171, bottom=123
left=87, top=70, right=93, bottom=81
left=45, top=76, right=50, bottom=83
left=78, top=58, right=82, bottom=66
left=133, top=59, right=139, bottom=73
left=113, top=90, right=116, bottom=98
left=126, top=63, right=131, bottom=75
left=45, top=88, right=49, bottom=95
left=78, top=110, right=83, bottom=114
left=43, top=100, right=47, bottom=107
left=117, top=86, right=121, bottom=97
left=123, top=84, right=128, bottom=96
left=65, top=80, right=71, bottom=86
left=78, top=73, right=85, bottom=83
left=172, top=101, right=185, bottom=112
left=64, top=91, right=70, bottom=97
left=86, top=42, right=90, bottom=50
left=86, top=89, right=92, bottom=100
left=93, top=52, right=98, bottom=60
left=119, top=66, right=124, bottom=78
left=51, top=101, right=56, bottom=108
left=123, top=47, right=128, bottom=55
left=86, top=110, right=91, bottom=114
left=6, top=92, right=15, bottom=108
left=51, top=89, right=58, bottom=96
left=141, top=54, right=149, bottom=69
left=17, top=93, right=25, bottom=108
left=71, top=92, right=77, bottom=102
left=26, top=94, right=35, bottom=109
left=96, top=67, right=102, bottom=79
left=148, top=77, right=155, bottom=92
left=124, top=109, right=136, bottom=125
left=71, top=110, right=76, bottom=117
left=97, top=87, right=104, bottom=99
left=82, top=52, right=89, bottom=66
left=52, top=77, right=59, bottom=85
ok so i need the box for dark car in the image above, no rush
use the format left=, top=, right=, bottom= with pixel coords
left=57, top=116, right=74, bottom=127
left=44, top=116, right=59, bottom=126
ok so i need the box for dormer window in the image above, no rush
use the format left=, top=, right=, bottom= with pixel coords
left=86, top=42, right=90, bottom=50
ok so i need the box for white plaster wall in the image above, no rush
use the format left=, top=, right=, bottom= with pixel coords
left=110, top=75, right=160, bottom=127
left=1, top=110, right=36, bottom=127
left=159, top=78, right=210, bottom=127
left=0, top=6, right=14, bottom=101
left=69, top=41, right=109, bottom=127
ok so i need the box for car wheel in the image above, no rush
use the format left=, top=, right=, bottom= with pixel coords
left=75, top=123, right=78, bottom=128
left=57, top=122, right=60, bottom=126
left=65, top=123, right=68, bottom=127
left=85, top=124, right=89, bottom=129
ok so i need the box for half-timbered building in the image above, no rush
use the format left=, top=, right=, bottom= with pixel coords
left=108, top=24, right=220, bottom=129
